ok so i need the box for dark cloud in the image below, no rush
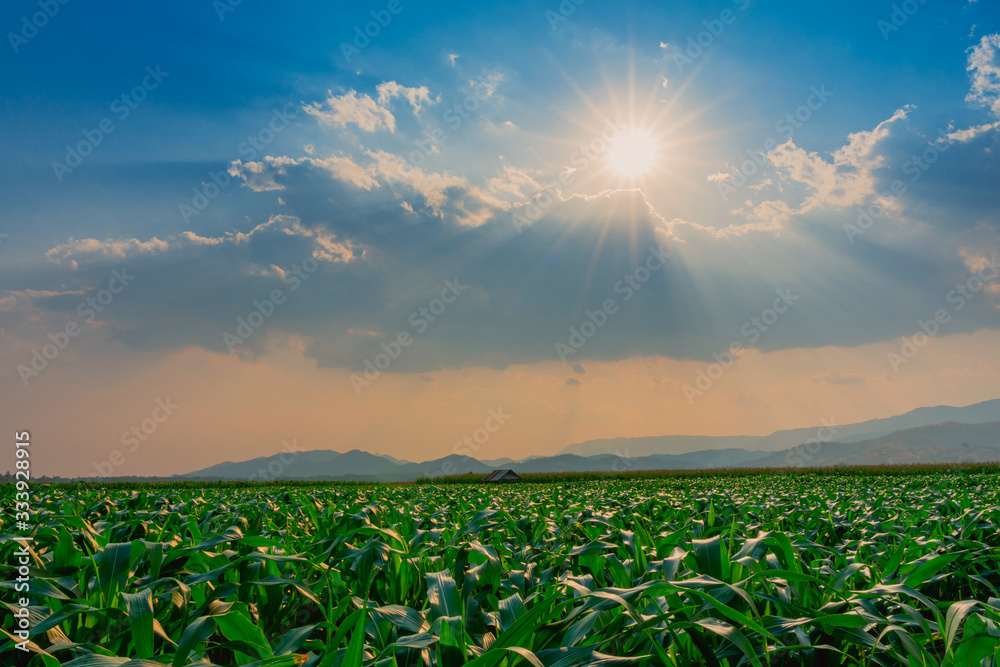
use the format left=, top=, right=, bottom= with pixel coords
left=7, top=157, right=1000, bottom=376
left=5, top=95, right=1000, bottom=376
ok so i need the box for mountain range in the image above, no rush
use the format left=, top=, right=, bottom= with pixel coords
left=558, top=398, right=1000, bottom=456
left=180, top=398, right=1000, bottom=481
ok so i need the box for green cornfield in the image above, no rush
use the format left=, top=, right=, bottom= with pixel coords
left=3, top=471, right=1000, bottom=665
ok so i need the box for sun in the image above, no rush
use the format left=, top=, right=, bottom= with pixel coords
left=606, top=128, right=659, bottom=178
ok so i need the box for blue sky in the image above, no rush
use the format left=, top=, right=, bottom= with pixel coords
left=2, top=0, right=1000, bottom=475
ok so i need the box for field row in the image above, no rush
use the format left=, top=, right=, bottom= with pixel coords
left=2, top=473, right=1000, bottom=665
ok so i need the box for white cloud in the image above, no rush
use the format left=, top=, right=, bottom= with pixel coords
left=967, top=34, right=1000, bottom=118
left=740, top=106, right=913, bottom=225
left=228, top=156, right=294, bottom=192
left=45, top=237, right=170, bottom=269
left=230, top=155, right=379, bottom=192
left=302, top=82, right=434, bottom=133
left=946, top=121, right=1000, bottom=142
left=832, top=105, right=912, bottom=168
left=45, top=216, right=358, bottom=269
left=232, top=148, right=510, bottom=227
left=375, top=81, right=434, bottom=113
left=366, top=149, right=507, bottom=225
left=277, top=217, right=360, bottom=263
left=484, top=165, right=542, bottom=201
left=303, top=89, right=395, bottom=132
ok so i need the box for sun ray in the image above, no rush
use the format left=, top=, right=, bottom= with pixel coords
left=516, top=44, right=766, bottom=286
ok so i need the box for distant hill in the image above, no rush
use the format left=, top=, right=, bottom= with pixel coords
left=179, top=422, right=998, bottom=481
left=187, top=449, right=342, bottom=479
left=481, top=457, right=516, bottom=467
left=755, top=421, right=1000, bottom=467
left=173, top=399, right=1000, bottom=482
left=185, top=449, right=396, bottom=480
left=183, top=450, right=493, bottom=482
left=395, top=455, right=492, bottom=479
left=514, top=449, right=772, bottom=473
left=559, top=398, right=1000, bottom=456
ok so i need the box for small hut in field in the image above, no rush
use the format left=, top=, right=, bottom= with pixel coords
left=483, top=469, right=522, bottom=483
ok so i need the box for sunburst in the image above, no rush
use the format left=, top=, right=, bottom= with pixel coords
left=514, top=52, right=723, bottom=310
left=605, top=127, right=660, bottom=179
